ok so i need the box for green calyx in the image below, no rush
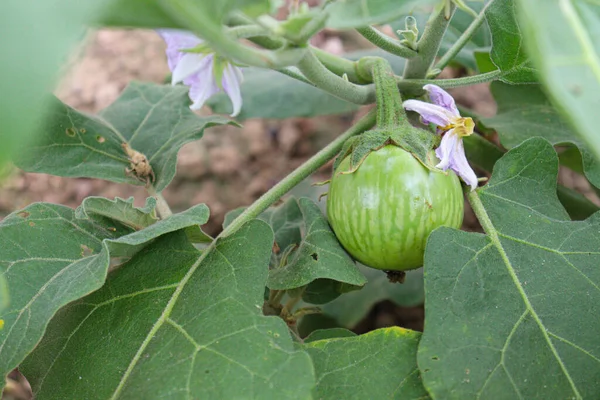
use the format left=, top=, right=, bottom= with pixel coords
left=334, top=57, right=435, bottom=173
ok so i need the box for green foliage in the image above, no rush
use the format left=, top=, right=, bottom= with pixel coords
left=441, top=2, right=491, bottom=70
left=0, top=200, right=210, bottom=391
left=15, top=82, right=235, bottom=191
left=100, top=0, right=271, bottom=28
left=267, top=198, right=366, bottom=303
left=226, top=197, right=367, bottom=304
left=483, top=82, right=600, bottom=189
left=485, top=0, right=537, bottom=83
left=322, top=266, right=424, bottom=328
left=420, top=138, right=600, bottom=399
left=325, top=0, right=436, bottom=29
left=304, top=327, right=429, bottom=399
left=21, top=221, right=315, bottom=399
left=208, top=50, right=406, bottom=120
left=517, top=0, right=600, bottom=161
left=0, top=0, right=105, bottom=168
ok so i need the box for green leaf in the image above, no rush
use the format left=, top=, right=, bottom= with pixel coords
left=75, top=196, right=158, bottom=230
left=304, top=327, right=429, bottom=399
left=325, top=0, right=436, bottom=29
left=21, top=221, right=315, bottom=399
left=303, top=328, right=357, bottom=343
left=268, top=198, right=366, bottom=303
left=0, top=0, right=105, bottom=168
left=420, top=138, right=600, bottom=399
left=482, top=82, right=600, bottom=189
left=517, top=0, right=600, bottom=166
left=208, top=50, right=405, bottom=120
left=223, top=197, right=303, bottom=252
left=14, top=82, right=235, bottom=191
left=0, top=201, right=209, bottom=391
left=100, top=0, right=270, bottom=28
left=321, top=266, right=424, bottom=328
left=486, top=0, right=537, bottom=83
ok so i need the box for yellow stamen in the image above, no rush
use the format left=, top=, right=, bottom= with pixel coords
left=449, top=117, right=474, bottom=137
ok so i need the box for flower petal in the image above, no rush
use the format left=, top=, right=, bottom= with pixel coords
left=222, top=64, right=243, bottom=116
left=186, top=61, right=220, bottom=111
left=403, top=99, right=454, bottom=127
left=435, top=130, right=478, bottom=190
left=450, top=139, right=478, bottom=191
left=157, top=29, right=203, bottom=71
left=424, top=84, right=459, bottom=116
left=171, top=53, right=208, bottom=85
left=435, top=129, right=459, bottom=170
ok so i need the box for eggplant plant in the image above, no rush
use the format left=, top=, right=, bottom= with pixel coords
left=1, top=0, right=600, bottom=399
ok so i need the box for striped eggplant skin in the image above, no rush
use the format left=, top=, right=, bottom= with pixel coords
left=327, top=145, right=464, bottom=271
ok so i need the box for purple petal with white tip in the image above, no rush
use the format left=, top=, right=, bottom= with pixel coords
left=435, top=131, right=478, bottom=191
left=424, top=84, right=459, bottom=116
left=186, top=60, right=219, bottom=111
left=221, top=64, right=244, bottom=117
left=157, top=29, right=202, bottom=71
left=403, top=99, right=454, bottom=127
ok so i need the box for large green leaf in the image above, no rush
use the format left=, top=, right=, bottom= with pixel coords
left=21, top=221, right=315, bottom=399
left=325, top=0, right=436, bottom=29
left=0, top=200, right=209, bottom=391
left=100, top=0, right=271, bottom=28
left=0, top=0, right=106, bottom=168
left=517, top=0, right=600, bottom=163
left=75, top=196, right=158, bottom=230
left=482, top=82, right=600, bottom=189
left=485, top=0, right=536, bottom=83
left=224, top=198, right=303, bottom=252
left=420, top=138, right=600, bottom=399
left=208, top=50, right=405, bottom=120
left=14, top=82, right=234, bottom=191
left=321, top=265, right=424, bottom=328
left=267, top=198, right=366, bottom=304
left=304, top=327, right=429, bottom=399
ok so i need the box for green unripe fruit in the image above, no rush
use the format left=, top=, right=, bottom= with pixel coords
left=327, top=145, right=464, bottom=271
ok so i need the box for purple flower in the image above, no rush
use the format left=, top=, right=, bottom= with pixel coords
left=403, top=84, right=478, bottom=191
left=158, top=30, right=244, bottom=117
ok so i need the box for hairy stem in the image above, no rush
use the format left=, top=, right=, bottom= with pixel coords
left=403, top=4, right=456, bottom=82
left=434, top=0, right=493, bottom=71
left=227, top=14, right=363, bottom=82
left=227, top=24, right=271, bottom=39
left=466, top=189, right=496, bottom=237
left=162, top=1, right=305, bottom=68
left=397, top=70, right=502, bottom=91
left=356, top=26, right=418, bottom=59
left=147, top=186, right=173, bottom=219
left=297, top=49, right=375, bottom=104
left=222, top=109, right=376, bottom=237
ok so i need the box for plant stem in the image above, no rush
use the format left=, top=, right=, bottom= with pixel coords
left=434, top=0, right=493, bottom=71
left=147, top=186, right=173, bottom=219
left=276, top=67, right=315, bottom=86
left=403, top=4, right=456, bottom=82
left=397, top=70, right=502, bottom=91
left=162, top=1, right=305, bottom=68
left=466, top=189, right=496, bottom=237
left=227, top=24, right=271, bottom=39
left=227, top=14, right=364, bottom=83
left=365, top=58, right=406, bottom=128
left=222, top=109, right=376, bottom=237
left=297, top=49, right=375, bottom=104
left=312, top=48, right=363, bottom=83
left=356, top=26, right=418, bottom=59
